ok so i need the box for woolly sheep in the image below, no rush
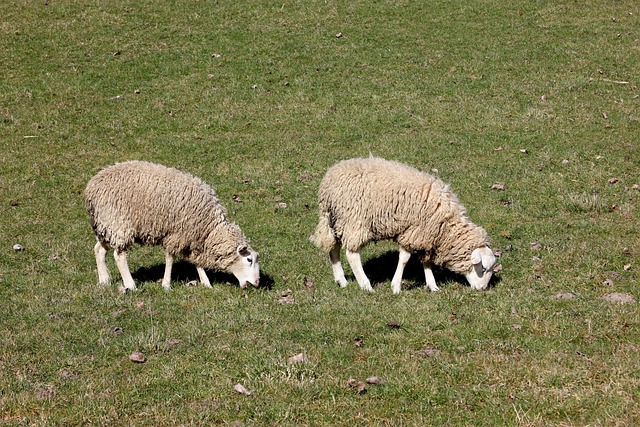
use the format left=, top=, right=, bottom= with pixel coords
left=310, top=157, right=496, bottom=293
left=85, top=160, right=260, bottom=291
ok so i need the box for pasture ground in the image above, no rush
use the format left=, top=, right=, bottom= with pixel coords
left=1, top=1, right=639, bottom=425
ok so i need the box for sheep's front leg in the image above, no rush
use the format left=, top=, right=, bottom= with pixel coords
left=345, top=249, right=374, bottom=292
left=114, top=249, right=137, bottom=291
left=93, top=240, right=110, bottom=285
left=330, top=244, right=348, bottom=287
left=391, top=247, right=411, bottom=294
left=196, top=266, right=212, bottom=288
left=161, top=251, right=174, bottom=290
left=423, top=262, right=440, bottom=292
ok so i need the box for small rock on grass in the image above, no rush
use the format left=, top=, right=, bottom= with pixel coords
left=129, top=352, right=146, bottom=363
left=366, top=376, right=384, bottom=385
left=288, top=353, right=306, bottom=364
left=234, top=383, right=252, bottom=396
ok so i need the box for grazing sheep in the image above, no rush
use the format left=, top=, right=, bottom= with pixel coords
left=310, top=157, right=496, bottom=293
left=85, top=160, right=259, bottom=291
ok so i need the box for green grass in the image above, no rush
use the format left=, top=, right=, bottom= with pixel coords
left=1, top=0, right=639, bottom=425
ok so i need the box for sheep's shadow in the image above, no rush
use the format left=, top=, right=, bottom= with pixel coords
left=133, top=261, right=274, bottom=290
left=361, top=250, right=501, bottom=290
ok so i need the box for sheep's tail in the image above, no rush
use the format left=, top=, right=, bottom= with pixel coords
left=309, top=213, right=336, bottom=252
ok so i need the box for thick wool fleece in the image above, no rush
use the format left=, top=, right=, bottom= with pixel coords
left=312, top=157, right=490, bottom=274
left=85, top=161, right=248, bottom=271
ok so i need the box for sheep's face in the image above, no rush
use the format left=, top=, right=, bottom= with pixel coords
left=229, top=245, right=260, bottom=288
left=464, top=247, right=496, bottom=290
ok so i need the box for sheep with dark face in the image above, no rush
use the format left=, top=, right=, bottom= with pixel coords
left=85, top=161, right=259, bottom=291
left=310, top=157, right=495, bottom=293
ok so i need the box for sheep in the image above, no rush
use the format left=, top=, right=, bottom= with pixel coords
left=310, top=157, right=496, bottom=293
left=85, top=160, right=260, bottom=291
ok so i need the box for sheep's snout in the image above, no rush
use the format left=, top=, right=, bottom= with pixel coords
left=232, top=245, right=260, bottom=288
left=239, top=277, right=260, bottom=288
left=465, top=247, right=496, bottom=290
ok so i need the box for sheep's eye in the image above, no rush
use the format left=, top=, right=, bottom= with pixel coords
left=246, top=257, right=252, bottom=264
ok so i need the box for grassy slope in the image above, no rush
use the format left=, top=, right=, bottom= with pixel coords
left=1, top=0, right=639, bottom=425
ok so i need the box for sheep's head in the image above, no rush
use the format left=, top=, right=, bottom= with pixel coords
left=464, top=247, right=496, bottom=290
left=229, top=245, right=260, bottom=288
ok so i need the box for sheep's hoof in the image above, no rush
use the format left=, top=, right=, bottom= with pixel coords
left=391, top=282, right=402, bottom=294
left=118, top=285, right=137, bottom=294
left=360, top=283, right=375, bottom=293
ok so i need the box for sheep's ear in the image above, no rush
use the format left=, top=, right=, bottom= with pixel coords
left=482, top=252, right=496, bottom=270
left=237, top=245, right=250, bottom=257
left=471, top=248, right=482, bottom=265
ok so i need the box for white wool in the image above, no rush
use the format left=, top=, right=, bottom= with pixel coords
left=311, top=157, right=495, bottom=293
left=85, top=161, right=259, bottom=290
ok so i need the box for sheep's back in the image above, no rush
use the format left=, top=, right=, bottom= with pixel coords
left=85, top=161, right=225, bottom=249
left=318, top=157, right=440, bottom=250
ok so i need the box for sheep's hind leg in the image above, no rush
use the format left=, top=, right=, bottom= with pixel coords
left=345, top=249, right=374, bottom=292
left=161, top=251, right=174, bottom=290
left=196, top=266, right=212, bottom=288
left=423, top=262, right=440, bottom=292
left=330, top=244, right=348, bottom=287
left=113, top=249, right=137, bottom=291
left=391, top=247, right=411, bottom=294
left=94, top=240, right=110, bottom=285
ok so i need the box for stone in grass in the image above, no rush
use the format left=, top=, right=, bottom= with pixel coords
left=129, top=351, right=146, bottom=363
left=602, top=293, right=635, bottom=304
left=233, top=383, right=252, bottom=396
left=366, top=376, right=384, bottom=385
left=288, top=353, right=306, bottom=364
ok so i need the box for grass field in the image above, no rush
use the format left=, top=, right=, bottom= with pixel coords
left=1, top=0, right=639, bottom=425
